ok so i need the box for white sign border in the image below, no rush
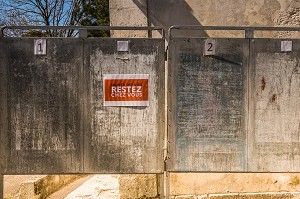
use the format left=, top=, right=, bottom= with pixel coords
left=103, top=74, right=150, bottom=107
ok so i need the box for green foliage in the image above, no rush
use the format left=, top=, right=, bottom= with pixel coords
left=80, top=0, right=110, bottom=37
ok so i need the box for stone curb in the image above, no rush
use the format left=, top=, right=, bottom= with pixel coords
left=18, top=175, right=83, bottom=199
left=171, top=192, right=300, bottom=199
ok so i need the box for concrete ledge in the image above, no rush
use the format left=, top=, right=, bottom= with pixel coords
left=18, top=175, right=83, bottom=199
left=119, top=174, right=159, bottom=199
left=207, top=192, right=300, bottom=199
left=171, top=192, right=300, bottom=199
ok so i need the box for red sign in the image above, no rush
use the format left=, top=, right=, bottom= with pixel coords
left=103, top=74, right=149, bottom=106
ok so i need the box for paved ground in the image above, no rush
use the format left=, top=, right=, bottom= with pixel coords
left=4, top=174, right=119, bottom=199
left=48, top=175, right=119, bottom=199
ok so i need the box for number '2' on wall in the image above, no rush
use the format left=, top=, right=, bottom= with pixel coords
left=204, top=38, right=216, bottom=56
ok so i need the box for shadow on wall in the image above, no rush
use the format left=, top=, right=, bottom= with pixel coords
left=133, top=0, right=208, bottom=38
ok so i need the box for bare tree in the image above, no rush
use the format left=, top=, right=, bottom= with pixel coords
left=0, top=0, right=82, bottom=37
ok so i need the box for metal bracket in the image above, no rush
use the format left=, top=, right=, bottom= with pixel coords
left=245, top=29, right=254, bottom=38
left=78, top=29, right=88, bottom=38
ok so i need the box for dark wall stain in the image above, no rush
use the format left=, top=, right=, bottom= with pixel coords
left=261, top=76, right=266, bottom=91
left=272, top=94, right=277, bottom=103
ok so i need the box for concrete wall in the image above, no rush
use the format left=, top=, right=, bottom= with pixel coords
left=109, top=0, right=148, bottom=37
left=109, top=0, right=300, bottom=198
left=109, top=0, right=300, bottom=38
left=119, top=174, right=159, bottom=199
left=170, top=173, right=300, bottom=197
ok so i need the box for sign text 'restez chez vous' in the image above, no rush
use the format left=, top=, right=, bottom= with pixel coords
left=103, top=74, right=149, bottom=106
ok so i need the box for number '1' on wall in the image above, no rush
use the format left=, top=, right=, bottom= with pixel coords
left=34, top=39, right=47, bottom=55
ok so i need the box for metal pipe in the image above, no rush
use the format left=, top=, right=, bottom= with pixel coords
left=168, top=25, right=300, bottom=39
left=1, top=26, right=165, bottom=38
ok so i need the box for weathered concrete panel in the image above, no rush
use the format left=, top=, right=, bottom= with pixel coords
left=84, top=38, right=165, bottom=173
left=168, top=38, right=248, bottom=171
left=1, top=37, right=164, bottom=174
left=249, top=39, right=300, bottom=172
left=2, top=38, right=83, bottom=173
left=0, top=38, right=5, bottom=198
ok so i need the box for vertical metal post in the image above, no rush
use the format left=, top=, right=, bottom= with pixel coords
left=79, top=29, right=88, bottom=38
left=245, top=29, right=254, bottom=39
left=0, top=26, right=4, bottom=38
left=164, top=50, right=169, bottom=198
left=146, top=0, right=152, bottom=38
left=0, top=34, right=5, bottom=199
left=0, top=174, right=3, bottom=199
